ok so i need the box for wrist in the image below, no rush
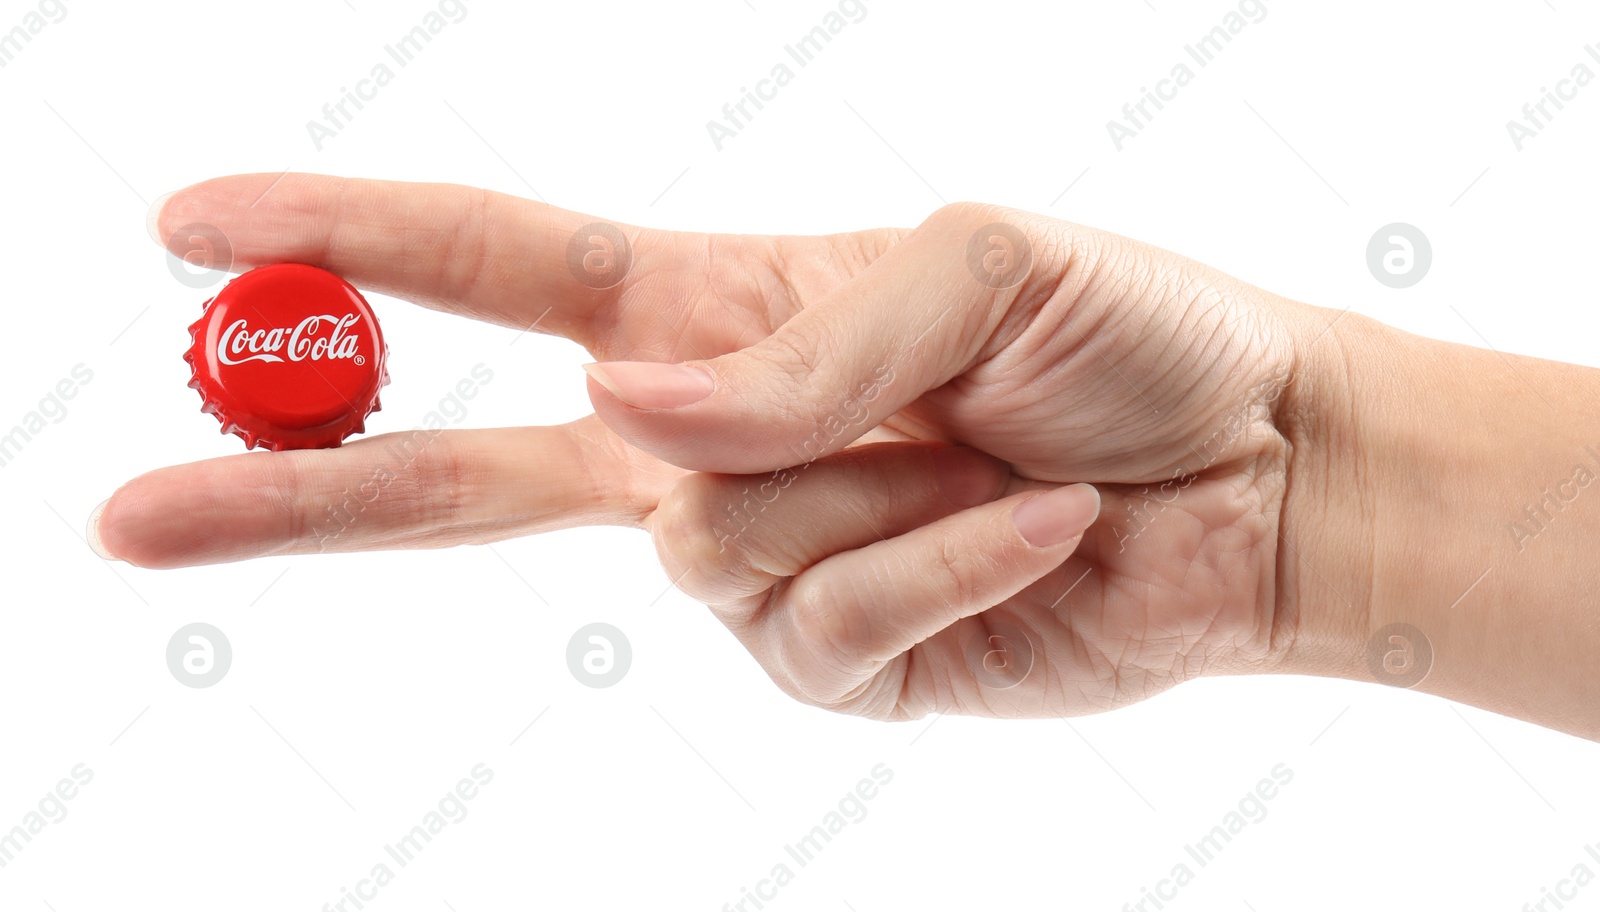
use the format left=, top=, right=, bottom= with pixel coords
left=1267, top=302, right=1600, bottom=738
left=1263, top=302, right=1386, bottom=683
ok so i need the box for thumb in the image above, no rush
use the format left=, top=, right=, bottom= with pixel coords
left=583, top=204, right=1057, bottom=474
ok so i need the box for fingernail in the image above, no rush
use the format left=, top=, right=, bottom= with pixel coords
left=146, top=191, right=175, bottom=247
left=582, top=361, right=714, bottom=410
left=931, top=446, right=1004, bottom=508
left=1013, top=483, right=1100, bottom=547
left=87, top=499, right=118, bottom=561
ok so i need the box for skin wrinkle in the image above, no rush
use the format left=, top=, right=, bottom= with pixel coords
left=413, top=438, right=468, bottom=536
left=974, top=240, right=1080, bottom=361
left=578, top=417, right=666, bottom=527
left=979, top=248, right=1068, bottom=358
left=1097, top=243, right=1160, bottom=319
left=833, top=653, right=894, bottom=712
left=1201, top=538, right=1256, bottom=658
left=323, top=177, right=357, bottom=281
left=273, top=454, right=309, bottom=556
left=370, top=441, right=453, bottom=547
left=1244, top=451, right=1290, bottom=663
left=1156, top=296, right=1262, bottom=443
left=1169, top=293, right=1269, bottom=427
left=997, top=263, right=1075, bottom=363
left=1011, top=230, right=1113, bottom=344
left=914, top=630, right=966, bottom=717
left=701, top=234, right=729, bottom=334
left=761, top=329, right=834, bottom=437
left=948, top=304, right=1117, bottom=446
left=743, top=519, right=806, bottom=583
left=864, top=652, right=911, bottom=718
left=553, top=423, right=605, bottom=525
left=1187, top=295, right=1249, bottom=379
left=705, top=234, right=782, bottom=352
left=1208, top=477, right=1279, bottom=666
left=891, top=637, right=920, bottom=720
left=586, top=236, right=638, bottom=357
left=1268, top=308, right=1356, bottom=674
left=1328, top=324, right=1376, bottom=668
left=447, top=187, right=497, bottom=326
left=662, top=236, right=783, bottom=356
left=657, top=485, right=728, bottom=601
left=784, top=574, right=869, bottom=707
left=1142, top=265, right=1204, bottom=346
left=761, top=236, right=808, bottom=327
left=1097, top=472, right=1269, bottom=688
left=413, top=186, right=463, bottom=303
left=1070, top=572, right=1135, bottom=690
left=929, top=206, right=1049, bottom=367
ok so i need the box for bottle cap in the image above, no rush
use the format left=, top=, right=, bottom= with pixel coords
left=184, top=264, right=389, bottom=451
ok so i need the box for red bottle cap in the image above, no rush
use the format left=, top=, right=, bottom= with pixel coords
left=184, top=264, right=389, bottom=451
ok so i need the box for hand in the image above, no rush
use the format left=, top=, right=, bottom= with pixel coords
left=584, top=204, right=1336, bottom=719
left=104, top=175, right=1341, bottom=721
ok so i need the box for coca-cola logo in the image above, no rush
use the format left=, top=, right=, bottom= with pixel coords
left=217, top=313, right=364, bottom=366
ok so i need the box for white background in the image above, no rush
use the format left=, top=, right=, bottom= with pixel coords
left=3, top=1, right=1598, bottom=910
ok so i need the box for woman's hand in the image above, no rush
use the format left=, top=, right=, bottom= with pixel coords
left=104, top=174, right=1346, bottom=721
left=583, top=203, right=1332, bottom=719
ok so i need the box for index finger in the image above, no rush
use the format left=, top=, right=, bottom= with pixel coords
left=150, top=173, right=647, bottom=348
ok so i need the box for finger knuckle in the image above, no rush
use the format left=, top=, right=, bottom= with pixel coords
left=783, top=575, right=860, bottom=675
left=925, top=534, right=987, bottom=610
left=431, top=186, right=497, bottom=304
left=397, top=431, right=469, bottom=528
left=926, top=200, right=1009, bottom=234
left=765, top=577, right=915, bottom=719
left=651, top=474, right=755, bottom=601
left=925, top=203, right=1074, bottom=341
left=755, top=331, right=832, bottom=422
